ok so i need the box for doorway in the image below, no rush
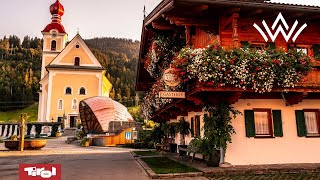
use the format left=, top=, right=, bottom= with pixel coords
left=69, top=116, right=77, bottom=128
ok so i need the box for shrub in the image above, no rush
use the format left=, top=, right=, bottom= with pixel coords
left=76, top=130, right=85, bottom=139
left=10, top=135, right=18, bottom=141
left=80, top=137, right=90, bottom=146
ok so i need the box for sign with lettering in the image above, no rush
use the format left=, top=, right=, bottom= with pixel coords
left=159, top=91, right=185, bottom=99
left=162, top=68, right=181, bottom=87
left=20, top=164, right=61, bottom=180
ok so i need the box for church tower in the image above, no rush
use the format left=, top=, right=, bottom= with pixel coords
left=41, top=0, right=68, bottom=79
left=38, top=0, right=68, bottom=122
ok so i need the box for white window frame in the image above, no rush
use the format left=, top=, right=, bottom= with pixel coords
left=72, top=98, right=78, bottom=110
left=304, top=109, right=320, bottom=136
left=58, top=99, right=63, bottom=110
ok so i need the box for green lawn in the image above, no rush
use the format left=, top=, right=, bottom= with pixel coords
left=141, top=157, right=200, bottom=174
left=209, top=172, right=320, bottom=180
left=133, top=151, right=159, bottom=156
left=0, top=103, right=38, bottom=122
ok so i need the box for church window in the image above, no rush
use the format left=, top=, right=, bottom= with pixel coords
left=74, top=57, right=80, bottom=66
left=76, top=44, right=80, bottom=48
left=51, top=40, right=57, bottom=51
left=58, top=99, right=63, bottom=110
left=65, top=87, right=72, bottom=95
left=72, top=99, right=78, bottom=110
left=79, top=87, right=86, bottom=95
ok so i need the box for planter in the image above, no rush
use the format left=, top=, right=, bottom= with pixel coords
left=92, top=137, right=107, bottom=146
left=206, top=152, right=221, bottom=167
left=5, top=140, right=47, bottom=150
left=178, top=145, right=188, bottom=156
left=55, top=132, right=62, bottom=137
left=81, top=141, right=90, bottom=147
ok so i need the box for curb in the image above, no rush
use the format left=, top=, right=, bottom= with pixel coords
left=133, top=154, right=204, bottom=179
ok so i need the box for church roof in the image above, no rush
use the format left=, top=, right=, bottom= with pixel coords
left=42, top=23, right=66, bottom=34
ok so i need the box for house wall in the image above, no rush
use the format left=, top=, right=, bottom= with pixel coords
left=226, top=99, right=320, bottom=165
left=170, top=99, right=320, bottom=165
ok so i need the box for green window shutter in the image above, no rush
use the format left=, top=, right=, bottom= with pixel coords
left=295, top=110, right=307, bottom=137
left=244, top=110, right=255, bottom=138
left=272, top=110, right=283, bottom=137
left=191, top=117, right=194, bottom=137
left=196, top=116, right=201, bottom=137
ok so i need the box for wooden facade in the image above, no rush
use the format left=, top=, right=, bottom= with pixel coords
left=136, top=0, right=320, bottom=122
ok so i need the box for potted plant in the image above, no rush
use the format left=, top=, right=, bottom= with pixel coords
left=10, top=135, right=18, bottom=141
left=55, top=131, right=62, bottom=138
left=202, top=104, right=241, bottom=167
left=80, top=137, right=90, bottom=147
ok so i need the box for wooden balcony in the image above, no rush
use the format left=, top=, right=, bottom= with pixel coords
left=151, top=69, right=320, bottom=122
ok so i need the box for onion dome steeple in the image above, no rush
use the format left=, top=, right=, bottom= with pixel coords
left=50, top=0, right=64, bottom=17
left=42, top=0, right=66, bottom=34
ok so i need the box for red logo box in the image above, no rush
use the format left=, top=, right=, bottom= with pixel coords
left=19, top=164, right=61, bottom=180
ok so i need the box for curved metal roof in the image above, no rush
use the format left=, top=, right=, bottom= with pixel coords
left=79, top=97, right=133, bottom=134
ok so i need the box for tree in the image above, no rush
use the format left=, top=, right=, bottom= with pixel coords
left=22, top=36, right=31, bottom=48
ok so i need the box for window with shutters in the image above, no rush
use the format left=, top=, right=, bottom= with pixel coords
left=244, top=109, right=283, bottom=138
left=191, top=115, right=201, bottom=137
left=304, top=109, right=320, bottom=136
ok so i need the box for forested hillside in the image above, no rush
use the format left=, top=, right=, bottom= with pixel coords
left=85, top=38, right=140, bottom=106
left=0, top=35, right=140, bottom=111
left=0, top=35, right=42, bottom=111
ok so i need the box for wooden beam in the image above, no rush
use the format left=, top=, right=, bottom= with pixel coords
left=152, top=22, right=175, bottom=30
left=187, top=96, right=204, bottom=106
left=185, top=25, right=191, bottom=46
left=163, top=15, right=215, bottom=26
left=283, top=92, right=304, bottom=106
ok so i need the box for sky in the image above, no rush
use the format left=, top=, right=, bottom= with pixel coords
left=0, top=0, right=319, bottom=41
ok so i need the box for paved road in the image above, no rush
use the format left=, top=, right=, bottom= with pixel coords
left=0, top=138, right=207, bottom=180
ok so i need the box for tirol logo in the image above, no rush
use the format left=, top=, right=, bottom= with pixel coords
left=20, top=164, right=61, bottom=180
left=253, top=12, right=307, bottom=42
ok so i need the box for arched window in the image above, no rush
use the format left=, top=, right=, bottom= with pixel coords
left=74, top=57, right=80, bottom=66
left=51, top=40, right=57, bottom=51
left=79, top=87, right=86, bottom=95
left=58, top=99, right=63, bottom=110
left=65, top=87, right=72, bottom=95
left=72, top=99, right=78, bottom=110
